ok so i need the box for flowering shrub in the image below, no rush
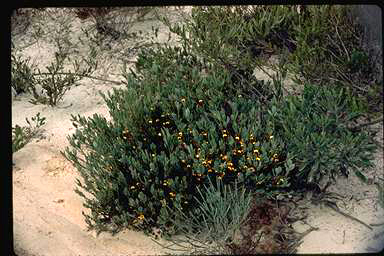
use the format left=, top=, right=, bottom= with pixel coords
left=63, top=46, right=295, bottom=235
left=63, top=5, right=380, bottom=238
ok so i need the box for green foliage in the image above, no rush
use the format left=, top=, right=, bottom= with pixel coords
left=12, top=112, right=46, bottom=153
left=11, top=8, right=98, bottom=106
left=266, top=84, right=378, bottom=186
left=160, top=5, right=380, bottom=113
left=27, top=53, right=76, bottom=106
left=28, top=50, right=96, bottom=106
left=63, top=6, right=379, bottom=241
left=155, top=178, right=252, bottom=255
left=11, top=52, right=36, bottom=95
left=63, top=47, right=294, bottom=235
left=11, top=45, right=97, bottom=106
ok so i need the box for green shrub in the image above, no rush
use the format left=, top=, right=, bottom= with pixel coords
left=11, top=48, right=97, bottom=106
left=266, top=84, right=378, bottom=187
left=12, top=112, right=46, bottom=153
left=63, top=56, right=294, bottom=235
left=160, top=5, right=380, bottom=114
left=28, top=52, right=78, bottom=106
left=11, top=52, right=36, bottom=95
left=62, top=6, right=380, bottom=239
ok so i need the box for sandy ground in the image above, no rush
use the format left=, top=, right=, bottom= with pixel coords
left=11, top=7, right=384, bottom=255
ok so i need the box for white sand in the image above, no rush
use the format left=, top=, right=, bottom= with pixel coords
left=12, top=7, right=384, bottom=255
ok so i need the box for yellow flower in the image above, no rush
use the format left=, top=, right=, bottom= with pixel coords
left=256, top=157, right=261, bottom=161
left=181, top=97, right=186, bottom=103
left=235, top=135, right=240, bottom=141
left=169, top=192, right=176, bottom=197
left=137, top=214, right=145, bottom=220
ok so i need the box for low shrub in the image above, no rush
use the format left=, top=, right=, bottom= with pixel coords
left=61, top=6, right=379, bottom=241
left=11, top=46, right=97, bottom=106
left=12, top=112, right=46, bottom=153
left=64, top=34, right=378, bottom=237
left=63, top=58, right=295, bottom=235
left=11, top=52, right=36, bottom=95
left=265, top=84, right=378, bottom=188
left=160, top=5, right=381, bottom=115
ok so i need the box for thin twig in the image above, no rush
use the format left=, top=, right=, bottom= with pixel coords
left=334, top=25, right=350, bottom=61
left=32, top=72, right=123, bottom=85
left=333, top=70, right=369, bottom=93
left=324, top=201, right=373, bottom=230
left=370, top=222, right=384, bottom=226
left=348, top=117, right=384, bottom=132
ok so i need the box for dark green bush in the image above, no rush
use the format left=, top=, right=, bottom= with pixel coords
left=11, top=52, right=36, bottom=95
left=63, top=50, right=295, bottom=235
left=62, top=6, right=380, bottom=238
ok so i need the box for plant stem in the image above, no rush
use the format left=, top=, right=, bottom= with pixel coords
left=348, top=117, right=384, bottom=132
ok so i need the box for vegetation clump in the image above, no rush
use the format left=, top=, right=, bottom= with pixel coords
left=10, top=5, right=375, bottom=254
left=12, top=112, right=46, bottom=153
